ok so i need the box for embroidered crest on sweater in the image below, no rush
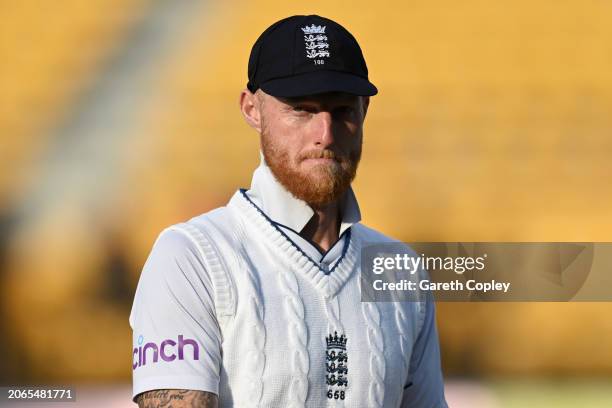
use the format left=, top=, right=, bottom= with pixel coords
left=326, top=331, right=348, bottom=400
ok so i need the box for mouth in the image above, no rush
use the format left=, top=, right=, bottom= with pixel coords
left=304, top=157, right=336, bottom=163
left=301, top=151, right=342, bottom=163
left=302, top=157, right=342, bottom=169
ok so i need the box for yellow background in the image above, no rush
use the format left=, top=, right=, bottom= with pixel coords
left=1, top=1, right=611, bottom=406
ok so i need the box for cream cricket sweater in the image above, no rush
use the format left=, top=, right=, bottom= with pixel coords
left=130, top=189, right=447, bottom=407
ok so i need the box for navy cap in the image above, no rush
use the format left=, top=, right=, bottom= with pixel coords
left=247, top=15, right=378, bottom=97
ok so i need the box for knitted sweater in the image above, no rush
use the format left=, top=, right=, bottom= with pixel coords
left=130, top=190, right=447, bottom=407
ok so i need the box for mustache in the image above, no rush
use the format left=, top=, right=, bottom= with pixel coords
left=299, top=149, right=344, bottom=161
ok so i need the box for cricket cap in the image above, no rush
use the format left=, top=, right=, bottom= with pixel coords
left=247, top=15, right=377, bottom=97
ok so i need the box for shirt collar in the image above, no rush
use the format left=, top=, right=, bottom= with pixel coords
left=245, top=154, right=361, bottom=236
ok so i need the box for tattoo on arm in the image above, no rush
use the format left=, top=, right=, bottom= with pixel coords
left=135, top=389, right=218, bottom=408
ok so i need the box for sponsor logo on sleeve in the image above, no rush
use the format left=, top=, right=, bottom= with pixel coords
left=132, top=335, right=200, bottom=370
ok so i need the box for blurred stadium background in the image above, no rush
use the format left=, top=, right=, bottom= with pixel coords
left=1, top=0, right=611, bottom=406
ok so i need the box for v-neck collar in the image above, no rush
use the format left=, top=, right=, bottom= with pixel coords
left=229, top=189, right=359, bottom=298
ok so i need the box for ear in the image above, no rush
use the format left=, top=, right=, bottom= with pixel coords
left=361, top=96, right=370, bottom=120
left=240, top=89, right=263, bottom=133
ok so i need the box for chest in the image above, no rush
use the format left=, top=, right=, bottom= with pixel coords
left=219, top=249, right=421, bottom=407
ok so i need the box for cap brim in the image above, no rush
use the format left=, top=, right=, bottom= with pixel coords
left=260, top=70, right=377, bottom=97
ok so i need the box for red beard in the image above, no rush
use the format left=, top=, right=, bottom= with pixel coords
left=261, top=133, right=361, bottom=208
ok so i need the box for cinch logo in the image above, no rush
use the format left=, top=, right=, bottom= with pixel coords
left=133, top=335, right=199, bottom=370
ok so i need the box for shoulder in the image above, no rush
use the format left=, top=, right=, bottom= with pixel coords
left=143, top=216, right=214, bottom=261
left=187, top=206, right=232, bottom=228
left=352, top=223, right=424, bottom=259
left=141, top=205, right=235, bottom=284
left=133, top=206, right=238, bottom=322
left=181, top=205, right=244, bottom=243
left=151, top=204, right=239, bottom=271
left=147, top=205, right=239, bottom=255
left=155, top=206, right=239, bottom=318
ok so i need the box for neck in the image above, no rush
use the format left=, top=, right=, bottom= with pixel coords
left=300, top=200, right=341, bottom=254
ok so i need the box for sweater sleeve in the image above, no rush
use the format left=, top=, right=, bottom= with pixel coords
left=400, top=295, right=448, bottom=408
left=129, top=228, right=222, bottom=401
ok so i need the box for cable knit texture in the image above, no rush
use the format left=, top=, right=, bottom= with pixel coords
left=361, top=301, right=385, bottom=408
left=325, top=296, right=342, bottom=335
left=242, top=280, right=266, bottom=406
left=394, top=304, right=411, bottom=408
left=170, top=223, right=235, bottom=318
left=173, top=190, right=433, bottom=407
left=224, top=210, right=267, bottom=407
left=275, top=262, right=309, bottom=407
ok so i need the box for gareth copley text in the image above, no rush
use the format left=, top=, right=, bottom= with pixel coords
left=373, top=279, right=511, bottom=293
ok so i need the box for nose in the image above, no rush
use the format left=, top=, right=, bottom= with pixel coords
left=313, top=111, right=334, bottom=147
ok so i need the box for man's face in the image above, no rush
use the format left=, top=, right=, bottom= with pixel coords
left=256, top=91, right=369, bottom=208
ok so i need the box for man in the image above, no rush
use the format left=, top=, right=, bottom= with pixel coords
left=130, top=15, right=447, bottom=407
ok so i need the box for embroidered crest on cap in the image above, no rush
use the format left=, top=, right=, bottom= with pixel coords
left=301, top=24, right=330, bottom=63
